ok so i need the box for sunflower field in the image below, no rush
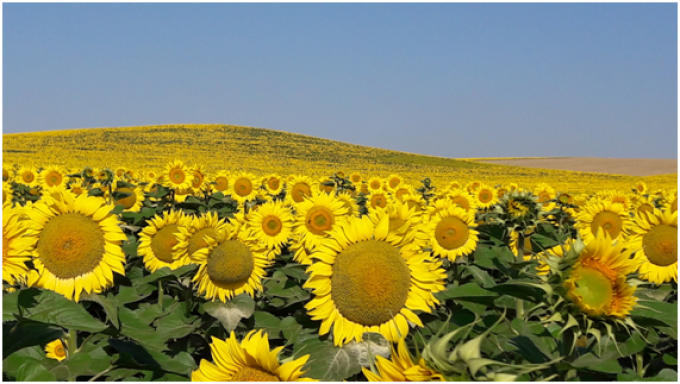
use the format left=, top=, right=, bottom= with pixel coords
left=2, top=160, right=677, bottom=382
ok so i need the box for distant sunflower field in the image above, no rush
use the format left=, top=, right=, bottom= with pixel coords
left=1, top=158, right=677, bottom=382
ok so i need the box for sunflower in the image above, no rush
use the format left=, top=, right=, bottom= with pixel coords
left=562, top=233, right=638, bottom=318
left=138, top=210, right=188, bottom=272
left=473, top=184, right=498, bottom=209
left=114, top=167, right=127, bottom=179
left=163, top=159, right=192, bottom=190
left=336, top=191, right=361, bottom=218
left=173, top=188, right=192, bottom=203
left=507, top=182, right=520, bottom=192
left=385, top=174, right=403, bottom=192
left=466, top=181, right=481, bottom=193
left=401, top=193, right=426, bottom=218
left=443, top=189, right=477, bottom=212
left=38, top=165, right=68, bottom=191
left=290, top=232, right=314, bottom=265
left=68, top=181, right=89, bottom=196
left=349, top=172, right=362, bottom=184
left=245, top=200, right=294, bottom=254
left=534, top=183, right=556, bottom=211
left=368, top=201, right=424, bottom=249
left=596, top=189, right=631, bottom=211
left=3, top=206, right=33, bottom=285
left=262, top=174, right=284, bottom=195
left=113, top=183, right=145, bottom=213
left=538, top=240, right=572, bottom=276
left=392, top=183, right=416, bottom=202
left=368, top=191, right=389, bottom=210
left=174, top=211, right=229, bottom=262
left=192, top=225, right=272, bottom=301
left=25, top=191, right=127, bottom=302
left=447, top=181, right=462, bottom=191
left=143, top=169, right=158, bottom=183
left=211, top=170, right=232, bottom=194
left=575, top=200, right=632, bottom=243
left=628, top=208, right=677, bottom=284
left=663, top=190, right=677, bottom=214
left=630, top=195, right=656, bottom=219
left=16, top=166, right=39, bottom=187
left=421, top=205, right=478, bottom=261
left=192, top=330, right=314, bottom=382
left=367, top=177, right=384, bottom=193
left=45, top=339, right=68, bottom=361
left=634, top=181, right=648, bottom=195
left=304, top=215, right=446, bottom=345
left=285, top=175, right=317, bottom=205
left=3, top=164, right=14, bottom=183
left=317, top=177, right=335, bottom=194
left=3, top=182, right=14, bottom=207
left=362, top=338, right=444, bottom=382
left=190, top=164, right=209, bottom=195
left=293, top=191, right=349, bottom=250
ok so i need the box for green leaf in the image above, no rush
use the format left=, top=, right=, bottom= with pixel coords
left=21, top=290, right=108, bottom=333
left=2, top=345, right=45, bottom=378
left=639, top=369, right=678, bottom=381
left=3, top=323, right=64, bottom=359
left=663, top=354, right=677, bottom=366
left=300, top=334, right=391, bottom=381
left=154, top=310, right=200, bottom=341
left=65, top=347, right=113, bottom=380
left=572, top=333, right=646, bottom=368
left=254, top=311, right=282, bottom=338
left=17, top=360, right=57, bottom=381
left=108, top=339, right=196, bottom=375
left=203, top=295, right=255, bottom=332
left=631, top=301, right=677, bottom=330
left=80, top=292, right=119, bottom=329
left=464, top=265, right=496, bottom=288
left=3, top=290, right=21, bottom=321
left=587, top=358, right=622, bottom=374
left=109, top=204, right=125, bottom=215
left=118, top=307, right=167, bottom=351
left=485, top=281, right=547, bottom=303
left=435, top=283, right=498, bottom=305
left=134, top=265, right=197, bottom=286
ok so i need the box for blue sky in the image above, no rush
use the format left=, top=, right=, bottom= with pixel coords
left=3, top=3, right=677, bottom=158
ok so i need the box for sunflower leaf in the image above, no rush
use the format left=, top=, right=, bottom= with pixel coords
left=203, top=295, right=255, bottom=332
left=19, top=290, right=108, bottom=333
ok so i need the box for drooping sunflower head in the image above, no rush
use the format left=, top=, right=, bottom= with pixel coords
left=138, top=210, right=188, bottom=272
left=575, top=200, right=632, bottom=243
left=285, top=175, right=317, bottom=205
left=192, top=330, right=313, bottom=382
left=304, top=215, right=446, bottom=345
left=244, top=200, right=294, bottom=253
left=497, top=190, right=541, bottom=226
left=192, top=224, right=272, bottom=301
left=45, top=339, right=68, bottom=361
left=25, top=191, right=128, bottom=301
left=17, top=166, right=39, bottom=187
left=163, top=159, right=192, bottom=190
left=473, top=184, right=498, bottom=209
left=628, top=208, right=677, bottom=284
left=562, top=233, right=638, bottom=318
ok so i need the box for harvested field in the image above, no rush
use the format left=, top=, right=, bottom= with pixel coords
left=477, top=157, right=677, bottom=177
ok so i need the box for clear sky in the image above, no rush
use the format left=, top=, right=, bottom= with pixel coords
left=3, top=3, right=677, bottom=159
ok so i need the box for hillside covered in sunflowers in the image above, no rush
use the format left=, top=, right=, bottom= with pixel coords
left=2, top=125, right=678, bottom=382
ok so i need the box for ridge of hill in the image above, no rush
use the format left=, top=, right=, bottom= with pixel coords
left=3, top=124, right=677, bottom=193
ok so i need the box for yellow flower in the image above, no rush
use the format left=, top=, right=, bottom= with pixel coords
left=628, top=208, right=677, bottom=284
left=191, top=225, right=271, bottom=301
left=163, top=159, right=192, bottom=190
left=575, top=200, right=632, bottom=243
left=174, top=211, right=229, bottom=262
left=385, top=174, right=403, bottom=192
left=244, top=200, right=294, bottom=255
left=293, top=191, right=349, bottom=250
left=421, top=204, right=478, bottom=261
left=45, top=339, right=68, bottom=361
left=230, top=171, right=259, bottom=204
left=362, top=338, right=444, bottom=382
left=304, top=215, right=446, bottom=345
left=192, top=330, right=315, bottom=381
left=138, top=210, right=189, bottom=272
left=563, top=233, right=638, bottom=318
left=3, top=206, right=33, bottom=285
left=16, top=166, right=39, bottom=187
left=112, top=183, right=145, bottom=213
left=473, top=184, right=498, bottom=209
left=211, top=170, right=232, bottom=194
left=285, top=175, right=317, bottom=205
left=26, top=191, right=127, bottom=301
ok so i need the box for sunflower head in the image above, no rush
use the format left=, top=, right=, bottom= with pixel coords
left=163, top=159, right=192, bottom=190
left=628, top=208, right=677, bottom=284
left=192, top=330, right=313, bottom=382
left=45, top=339, right=68, bottom=361
left=495, top=190, right=541, bottom=228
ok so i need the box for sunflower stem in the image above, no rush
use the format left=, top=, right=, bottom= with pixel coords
left=67, top=329, right=78, bottom=362
left=516, top=231, right=525, bottom=320
left=158, top=280, right=164, bottom=310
